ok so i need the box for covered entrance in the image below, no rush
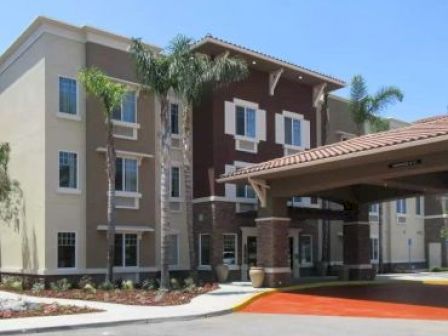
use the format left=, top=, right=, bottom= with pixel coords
left=219, top=116, right=448, bottom=287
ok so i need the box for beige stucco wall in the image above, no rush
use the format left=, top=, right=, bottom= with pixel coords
left=0, top=34, right=47, bottom=274
left=43, top=33, right=87, bottom=274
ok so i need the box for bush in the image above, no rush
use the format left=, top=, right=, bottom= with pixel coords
left=31, top=282, right=45, bottom=294
left=141, top=278, right=159, bottom=290
left=183, top=277, right=197, bottom=293
left=50, top=278, right=72, bottom=291
left=431, top=266, right=448, bottom=272
left=98, top=281, right=114, bottom=291
left=1, top=276, right=23, bottom=291
left=78, top=275, right=94, bottom=289
left=83, top=283, right=97, bottom=294
left=170, top=278, right=181, bottom=290
left=121, top=280, right=134, bottom=290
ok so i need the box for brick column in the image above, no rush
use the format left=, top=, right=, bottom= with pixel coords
left=342, top=203, right=375, bottom=280
left=256, top=217, right=291, bottom=287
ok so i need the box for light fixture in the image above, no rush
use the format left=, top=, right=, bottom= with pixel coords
left=252, top=60, right=257, bottom=65
left=298, top=75, right=303, bottom=80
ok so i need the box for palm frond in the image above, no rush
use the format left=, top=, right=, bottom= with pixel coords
left=369, top=86, right=404, bottom=114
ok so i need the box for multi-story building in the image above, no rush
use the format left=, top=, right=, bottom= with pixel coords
left=1, top=17, right=445, bottom=284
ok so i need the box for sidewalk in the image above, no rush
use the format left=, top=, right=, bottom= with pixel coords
left=0, top=283, right=266, bottom=335
left=377, top=271, right=448, bottom=283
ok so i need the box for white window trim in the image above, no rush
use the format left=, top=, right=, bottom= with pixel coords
left=222, top=233, right=238, bottom=267
left=396, top=199, right=407, bottom=217
left=170, top=164, right=182, bottom=202
left=57, top=150, right=81, bottom=194
left=170, top=101, right=181, bottom=139
left=167, top=234, right=180, bottom=267
left=415, top=196, right=424, bottom=217
left=233, top=161, right=257, bottom=204
left=57, top=231, right=77, bottom=270
left=282, top=110, right=305, bottom=150
left=114, top=156, right=140, bottom=209
left=370, top=237, right=379, bottom=263
left=199, top=233, right=211, bottom=267
left=115, top=156, right=139, bottom=193
left=111, top=91, right=140, bottom=140
left=289, top=197, right=320, bottom=209
left=57, top=75, right=80, bottom=120
left=299, top=234, right=313, bottom=267
left=114, top=233, right=139, bottom=269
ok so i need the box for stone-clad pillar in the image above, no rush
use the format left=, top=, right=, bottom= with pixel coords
left=342, top=203, right=375, bottom=280
left=256, top=196, right=291, bottom=287
left=256, top=217, right=291, bottom=287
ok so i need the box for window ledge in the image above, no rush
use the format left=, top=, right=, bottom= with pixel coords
left=198, top=265, right=212, bottom=271
left=283, top=144, right=305, bottom=150
left=299, top=263, right=314, bottom=268
left=234, top=135, right=258, bottom=143
left=112, top=119, right=140, bottom=129
left=57, top=188, right=81, bottom=195
left=115, top=191, right=142, bottom=198
left=235, top=197, right=257, bottom=204
left=57, top=112, right=81, bottom=121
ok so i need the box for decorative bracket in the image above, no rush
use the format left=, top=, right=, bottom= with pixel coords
left=248, top=177, right=270, bottom=207
left=313, top=83, right=327, bottom=108
left=269, top=68, right=284, bottom=96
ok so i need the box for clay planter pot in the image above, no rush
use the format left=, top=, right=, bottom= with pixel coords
left=214, top=264, right=229, bottom=283
left=249, top=266, right=265, bottom=288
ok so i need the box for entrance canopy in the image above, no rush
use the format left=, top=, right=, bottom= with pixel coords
left=218, top=116, right=448, bottom=206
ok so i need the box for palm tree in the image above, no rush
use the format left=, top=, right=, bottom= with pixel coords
left=349, top=75, right=403, bottom=274
left=0, top=143, right=11, bottom=202
left=168, top=35, right=248, bottom=278
left=79, top=68, right=126, bottom=283
left=349, top=75, right=403, bottom=135
left=131, top=39, right=176, bottom=290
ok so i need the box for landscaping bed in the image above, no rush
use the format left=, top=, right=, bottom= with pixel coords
left=0, top=276, right=218, bottom=306
left=0, top=298, right=97, bottom=319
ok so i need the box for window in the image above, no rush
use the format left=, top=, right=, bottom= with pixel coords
left=236, top=184, right=256, bottom=199
left=369, top=203, right=379, bottom=214
left=416, top=197, right=422, bottom=215
left=59, top=77, right=77, bottom=115
left=167, top=234, right=179, bottom=265
left=299, top=235, right=313, bottom=265
left=370, top=238, right=379, bottom=262
left=396, top=199, right=407, bottom=214
left=223, top=234, right=237, bottom=265
left=57, top=232, right=76, bottom=268
left=114, top=233, right=138, bottom=267
left=112, top=91, right=136, bottom=123
left=115, top=158, right=138, bottom=192
left=171, top=166, right=180, bottom=198
left=59, top=151, right=78, bottom=189
left=284, top=116, right=301, bottom=147
left=236, top=105, right=256, bottom=138
left=199, top=234, right=211, bottom=266
left=170, top=103, right=179, bottom=135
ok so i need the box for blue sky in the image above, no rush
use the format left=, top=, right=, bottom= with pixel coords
left=1, top=0, right=447, bottom=121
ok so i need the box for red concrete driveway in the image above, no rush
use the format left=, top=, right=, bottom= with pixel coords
left=241, top=282, right=448, bottom=320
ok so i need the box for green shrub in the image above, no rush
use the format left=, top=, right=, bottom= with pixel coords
left=431, top=266, right=448, bottom=272
left=1, top=276, right=23, bottom=291
left=78, top=275, right=93, bottom=289
left=170, top=277, right=181, bottom=290
left=50, top=278, right=72, bottom=291
left=98, top=281, right=114, bottom=291
left=31, top=282, right=45, bottom=294
left=183, top=277, right=197, bottom=292
left=83, top=283, right=97, bottom=294
left=121, top=280, right=134, bottom=290
left=141, top=278, right=159, bottom=290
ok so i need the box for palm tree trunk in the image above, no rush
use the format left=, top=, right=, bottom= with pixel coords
left=181, top=103, right=197, bottom=279
left=105, top=115, right=116, bottom=283
left=159, top=97, right=171, bottom=290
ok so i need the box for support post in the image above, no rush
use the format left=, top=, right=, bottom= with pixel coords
left=342, top=203, right=376, bottom=280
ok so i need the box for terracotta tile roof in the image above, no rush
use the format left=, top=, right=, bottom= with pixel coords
left=220, top=116, right=448, bottom=181
left=195, top=35, right=345, bottom=86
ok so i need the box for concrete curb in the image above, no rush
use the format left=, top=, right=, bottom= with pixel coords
left=0, top=308, right=234, bottom=335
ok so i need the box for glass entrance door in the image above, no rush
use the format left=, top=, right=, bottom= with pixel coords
left=247, top=236, right=257, bottom=271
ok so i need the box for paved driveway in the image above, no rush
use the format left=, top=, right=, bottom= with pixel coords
left=35, top=313, right=448, bottom=336
left=241, top=282, right=448, bottom=320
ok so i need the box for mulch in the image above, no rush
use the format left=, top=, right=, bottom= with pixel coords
left=0, top=303, right=97, bottom=319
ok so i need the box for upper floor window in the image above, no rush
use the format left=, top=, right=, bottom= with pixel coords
left=171, top=166, right=180, bottom=198
left=170, top=103, right=180, bottom=136
left=113, top=91, right=136, bottom=123
left=284, top=116, right=301, bottom=147
left=236, top=183, right=256, bottom=199
left=236, top=105, right=256, bottom=138
left=59, top=151, right=78, bottom=190
left=369, top=203, right=379, bottom=214
left=59, top=77, right=77, bottom=115
left=115, top=158, right=138, bottom=192
left=396, top=199, right=407, bottom=214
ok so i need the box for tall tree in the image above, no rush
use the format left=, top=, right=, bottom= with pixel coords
left=131, top=39, right=176, bottom=290
left=168, top=35, right=248, bottom=278
left=349, top=75, right=403, bottom=274
left=0, top=143, right=11, bottom=202
left=349, top=75, right=403, bottom=135
left=79, top=68, right=126, bottom=283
